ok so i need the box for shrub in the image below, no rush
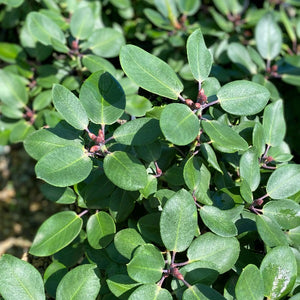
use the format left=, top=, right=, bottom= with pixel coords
left=0, top=0, right=300, bottom=299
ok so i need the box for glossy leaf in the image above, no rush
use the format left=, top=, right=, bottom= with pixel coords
left=107, top=274, right=140, bottom=299
left=187, top=28, right=212, bottom=82
left=0, top=69, right=28, bottom=107
left=120, top=45, right=183, bottom=99
left=83, top=28, right=125, bottom=58
left=183, top=284, right=226, bottom=300
left=87, top=211, right=116, bottom=249
left=235, top=264, right=264, bottom=300
left=27, top=12, right=65, bottom=46
left=114, top=228, right=146, bottom=260
left=187, top=232, right=240, bottom=274
left=127, top=244, right=165, bottom=283
left=252, top=122, right=266, bottom=157
left=114, top=118, right=161, bottom=146
left=218, top=80, right=270, bottom=116
left=256, top=215, right=288, bottom=247
left=160, top=103, right=200, bottom=145
left=160, top=189, right=198, bottom=252
left=266, top=164, right=300, bottom=199
left=137, top=212, right=162, bottom=245
left=200, top=206, right=238, bottom=237
left=24, top=128, right=82, bottom=160
left=260, top=246, right=297, bottom=299
left=202, top=120, right=248, bottom=153
left=125, top=95, right=152, bottom=117
left=263, top=199, right=300, bottom=230
left=56, top=264, right=100, bottom=300
left=35, top=146, right=92, bottom=187
left=30, top=211, right=82, bottom=256
left=183, top=156, right=212, bottom=205
left=129, top=284, right=172, bottom=300
left=262, top=100, right=286, bottom=147
left=52, top=84, right=88, bottom=130
left=239, top=147, right=260, bottom=191
left=79, top=71, right=125, bottom=125
left=143, top=8, right=172, bottom=30
left=70, top=6, right=94, bottom=40
left=199, top=143, right=222, bottom=173
left=103, top=151, right=148, bottom=191
left=255, top=13, right=282, bottom=60
left=0, top=254, right=45, bottom=300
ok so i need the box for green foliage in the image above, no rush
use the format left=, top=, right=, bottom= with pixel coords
left=1, top=0, right=300, bottom=299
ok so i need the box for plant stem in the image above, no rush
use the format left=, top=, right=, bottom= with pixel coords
left=201, top=99, right=220, bottom=110
left=178, top=94, right=186, bottom=103
left=78, top=209, right=89, bottom=218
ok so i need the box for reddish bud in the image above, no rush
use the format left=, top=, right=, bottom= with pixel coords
left=172, top=268, right=184, bottom=281
left=88, top=132, right=97, bottom=141
left=185, top=99, right=194, bottom=107
left=90, top=145, right=101, bottom=153
left=194, top=103, right=201, bottom=109
left=265, top=156, right=274, bottom=163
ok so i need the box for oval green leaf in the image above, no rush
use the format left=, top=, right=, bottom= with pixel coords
left=160, top=189, right=198, bottom=252
left=256, top=214, right=288, bottom=247
left=114, top=118, right=161, bottom=146
left=262, top=100, right=286, bottom=147
left=201, top=120, right=248, bottom=153
left=218, top=80, right=270, bottom=116
left=24, top=128, right=82, bottom=160
left=187, top=28, right=213, bottom=82
left=187, top=232, right=240, bottom=274
left=56, top=264, right=100, bottom=300
left=239, top=147, right=260, bottom=191
left=83, top=28, right=125, bottom=58
left=200, top=206, right=238, bottom=237
left=107, top=274, right=140, bottom=299
left=79, top=71, right=125, bottom=125
left=120, top=45, right=183, bottom=100
left=0, top=254, right=45, bottom=300
left=266, top=164, right=300, bottom=199
left=127, top=244, right=165, bottom=284
left=29, top=211, right=82, bottom=256
left=114, top=228, right=146, bottom=260
left=129, top=284, right=172, bottom=300
left=260, top=246, right=297, bottom=299
left=27, top=11, right=65, bottom=46
left=183, top=284, right=226, bottom=300
left=87, top=211, right=116, bottom=249
left=160, top=103, right=199, bottom=145
left=255, top=13, right=282, bottom=60
left=263, top=199, right=300, bottom=230
left=235, top=264, right=264, bottom=300
left=104, top=151, right=148, bottom=191
left=35, top=146, right=93, bottom=187
left=70, top=6, right=94, bottom=40
left=52, top=84, right=89, bottom=130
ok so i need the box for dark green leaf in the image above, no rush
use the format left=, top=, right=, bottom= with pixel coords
left=218, top=80, right=270, bottom=116
left=120, top=45, right=183, bottom=100
left=87, top=211, right=116, bottom=249
left=182, top=283, right=226, bottom=300
left=160, top=189, right=198, bottom=252
left=200, top=206, right=238, bottom=237
left=127, top=244, right=165, bottom=283
left=129, top=284, right=172, bottom=300
left=202, top=120, right=248, bottom=153
left=107, top=274, right=140, bottom=299
left=56, top=264, right=100, bottom=300
left=260, top=246, right=297, bottom=299
left=262, top=100, right=286, bottom=147
left=30, top=211, right=82, bottom=256
left=187, top=232, right=240, bottom=274
left=160, top=103, right=199, bottom=145
left=187, top=28, right=212, bottom=82
left=104, top=151, right=148, bottom=191
left=267, top=164, right=300, bottom=199
left=235, top=264, right=264, bottom=300
left=35, top=146, right=92, bottom=187
left=52, top=84, right=88, bottom=130
left=114, top=118, right=161, bottom=146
